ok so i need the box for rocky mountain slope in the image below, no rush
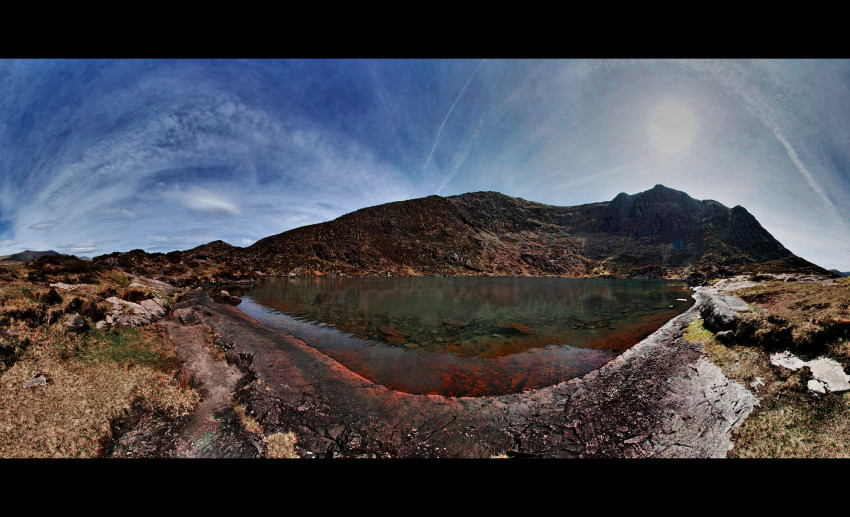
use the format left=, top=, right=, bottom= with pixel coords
left=93, top=185, right=834, bottom=284
left=0, top=250, right=61, bottom=263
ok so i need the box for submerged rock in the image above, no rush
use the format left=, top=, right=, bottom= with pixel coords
left=498, top=322, right=533, bottom=334
left=378, top=326, right=408, bottom=345
left=443, top=319, right=469, bottom=329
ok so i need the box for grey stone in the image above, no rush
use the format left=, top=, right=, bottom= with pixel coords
left=23, top=375, right=47, bottom=388
left=106, top=296, right=167, bottom=326
left=65, top=313, right=86, bottom=329
left=139, top=299, right=167, bottom=319
left=49, top=282, right=80, bottom=291
left=176, top=308, right=200, bottom=326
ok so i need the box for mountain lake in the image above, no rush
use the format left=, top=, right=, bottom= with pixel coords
left=231, top=276, right=695, bottom=397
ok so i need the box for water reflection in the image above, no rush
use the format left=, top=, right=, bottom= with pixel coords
left=233, top=277, right=694, bottom=397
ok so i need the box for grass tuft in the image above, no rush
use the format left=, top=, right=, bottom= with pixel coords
left=265, top=432, right=298, bottom=458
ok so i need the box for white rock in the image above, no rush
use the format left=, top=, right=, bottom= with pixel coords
left=23, top=375, right=47, bottom=388
left=50, top=282, right=80, bottom=291
left=771, top=351, right=850, bottom=393
left=808, top=379, right=827, bottom=394
left=770, top=351, right=807, bottom=370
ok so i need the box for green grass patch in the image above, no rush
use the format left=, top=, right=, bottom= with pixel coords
left=99, top=270, right=132, bottom=287
left=684, top=318, right=716, bottom=345
left=75, top=327, right=179, bottom=372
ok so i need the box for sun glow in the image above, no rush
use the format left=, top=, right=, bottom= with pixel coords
left=647, top=100, right=698, bottom=155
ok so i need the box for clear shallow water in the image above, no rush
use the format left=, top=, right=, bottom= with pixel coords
left=232, top=276, right=694, bottom=397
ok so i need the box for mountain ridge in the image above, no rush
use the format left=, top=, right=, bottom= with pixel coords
left=92, top=185, right=835, bottom=285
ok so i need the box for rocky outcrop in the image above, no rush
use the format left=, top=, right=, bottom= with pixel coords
left=103, top=296, right=167, bottom=327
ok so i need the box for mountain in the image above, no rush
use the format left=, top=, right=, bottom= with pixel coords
left=830, top=269, right=850, bottom=277
left=93, top=185, right=835, bottom=284
left=0, top=250, right=62, bottom=262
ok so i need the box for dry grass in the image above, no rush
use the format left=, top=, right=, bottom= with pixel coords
left=0, top=332, right=197, bottom=457
left=233, top=402, right=264, bottom=437
left=0, top=263, right=197, bottom=458
left=265, top=432, right=298, bottom=458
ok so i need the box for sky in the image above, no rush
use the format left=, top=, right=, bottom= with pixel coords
left=0, top=59, right=849, bottom=271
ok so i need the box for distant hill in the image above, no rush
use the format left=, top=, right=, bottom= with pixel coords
left=93, top=185, right=835, bottom=284
left=0, top=250, right=62, bottom=262
left=830, top=269, right=849, bottom=277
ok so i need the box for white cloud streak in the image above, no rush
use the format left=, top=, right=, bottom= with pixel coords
left=684, top=59, right=846, bottom=231
left=423, top=60, right=485, bottom=170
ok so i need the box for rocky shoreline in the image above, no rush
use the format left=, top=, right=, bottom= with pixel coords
left=109, top=282, right=763, bottom=458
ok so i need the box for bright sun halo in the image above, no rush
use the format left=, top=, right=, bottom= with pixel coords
left=647, top=100, right=698, bottom=155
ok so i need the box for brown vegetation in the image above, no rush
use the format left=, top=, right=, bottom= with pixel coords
left=0, top=261, right=197, bottom=457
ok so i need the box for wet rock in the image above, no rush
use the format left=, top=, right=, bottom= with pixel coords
left=211, top=290, right=241, bottom=305
left=443, top=320, right=469, bottom=329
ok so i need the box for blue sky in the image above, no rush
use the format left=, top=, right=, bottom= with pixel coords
left=1, top=59, right=848, bottom=271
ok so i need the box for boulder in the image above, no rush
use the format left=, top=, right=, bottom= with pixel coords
left=139, top=299, right=167, bottom=319
left=700, top=293, right=750, bottom=333
left=106, top=296, right=168, bottom=326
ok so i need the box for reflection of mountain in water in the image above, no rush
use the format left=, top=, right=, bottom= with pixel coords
left=234, top=277, right=694, bottom=396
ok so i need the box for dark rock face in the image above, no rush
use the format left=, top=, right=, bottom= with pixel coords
left=93, top=185, right=833, bottom=282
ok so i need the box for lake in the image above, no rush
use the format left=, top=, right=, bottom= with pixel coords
left=232, top=276, right=694, bottom=397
